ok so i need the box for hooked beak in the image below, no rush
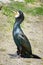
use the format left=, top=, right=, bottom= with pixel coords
left=13, top=11, right=20, bottom=18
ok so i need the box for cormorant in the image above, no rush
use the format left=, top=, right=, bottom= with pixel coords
left=13, top=10, right=41, bottom=58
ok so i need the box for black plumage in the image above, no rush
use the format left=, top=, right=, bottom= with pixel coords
left=13, top=10, right=41, bottom=58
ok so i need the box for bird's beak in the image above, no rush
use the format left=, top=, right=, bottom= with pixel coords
left=13, top=11, right=20, bottom=18
left=13, top=11, right=17, bottom=16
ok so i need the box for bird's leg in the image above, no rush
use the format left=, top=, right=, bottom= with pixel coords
left=17, top=47, right=20, bottom=55
left=19, top=46, right=22, bottom=56
left=17, top=46, right=22, bottom=56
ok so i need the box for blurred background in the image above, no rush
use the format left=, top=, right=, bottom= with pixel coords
left=0, top=0, right=43, bottom=65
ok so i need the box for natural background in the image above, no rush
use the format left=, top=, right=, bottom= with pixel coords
left=0, top=0, right=43, bottom=65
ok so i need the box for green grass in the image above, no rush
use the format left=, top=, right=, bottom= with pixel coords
left=2, top=5, right=13, bottom=16
left=2, top=5, right=15, bottom=28
left=2, top=2, right=43, bottom=28
left=31, top=7, right=43, bottom=15
left=2, top=2, right=43, bottom=16
left=25, top=0, right=36, bottom=3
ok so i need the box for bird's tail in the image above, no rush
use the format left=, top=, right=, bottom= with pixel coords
left=31, top=54, right=41, bottom=59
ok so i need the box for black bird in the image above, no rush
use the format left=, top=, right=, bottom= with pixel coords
left=13, top=10, right=41, bottom=58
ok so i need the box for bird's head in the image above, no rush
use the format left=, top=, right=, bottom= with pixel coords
left=14, top=10, right=24, bottom=23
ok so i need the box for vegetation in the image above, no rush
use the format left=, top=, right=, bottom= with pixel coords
left=1, top=1, right=43, bottom=28
left=25, top=0, right=36, bottom=3
left=2, top=2, right=43, bottom=16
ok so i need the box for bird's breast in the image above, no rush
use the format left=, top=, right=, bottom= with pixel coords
left=13, top=28, right=21, bottom=36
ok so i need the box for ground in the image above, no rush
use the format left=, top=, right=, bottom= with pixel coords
left=0, top=7, right=43, bottom=65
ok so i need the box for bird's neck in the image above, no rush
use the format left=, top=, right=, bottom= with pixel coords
left=14, top=19, right=22, bottom=29
left=16, top=18, right=22, bottom=25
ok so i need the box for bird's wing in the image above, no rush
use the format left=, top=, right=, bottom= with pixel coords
left=17, top=33, right=32, bottom=54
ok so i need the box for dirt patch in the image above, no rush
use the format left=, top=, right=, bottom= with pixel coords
left=0, top=11, right=43, bottom=65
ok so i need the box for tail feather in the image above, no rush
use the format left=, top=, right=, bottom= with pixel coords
left=31, top=54, right=41, bottom=59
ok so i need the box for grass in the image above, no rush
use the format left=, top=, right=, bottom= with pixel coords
left=2, top=5, right=15, bottom=28
left=25, top=0, right=36, bottom=3
left=2, top=1, right=43, bottom=28
left=31, top=7, right=43, bottom=15
left=2, top=2, right=43, bottom=16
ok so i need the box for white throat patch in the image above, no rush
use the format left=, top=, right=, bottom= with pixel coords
left=15, top=12, right=20, bottom=18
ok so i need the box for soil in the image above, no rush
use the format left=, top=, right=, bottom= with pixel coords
left=0, top=10, right=43, bottom=65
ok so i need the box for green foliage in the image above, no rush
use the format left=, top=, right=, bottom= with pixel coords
left=2, top=2, right=43, bottom=28
left=32, top=7, right=43, bottom=15
left=2, top=5, right=13, bottom=17
left=2, top=5, right=15, bottom=28
left=9, top=2, right=25, bottom=12
left=2, top=2, right=43, bottom=16
left=25, top=0, right=36, bottom=3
